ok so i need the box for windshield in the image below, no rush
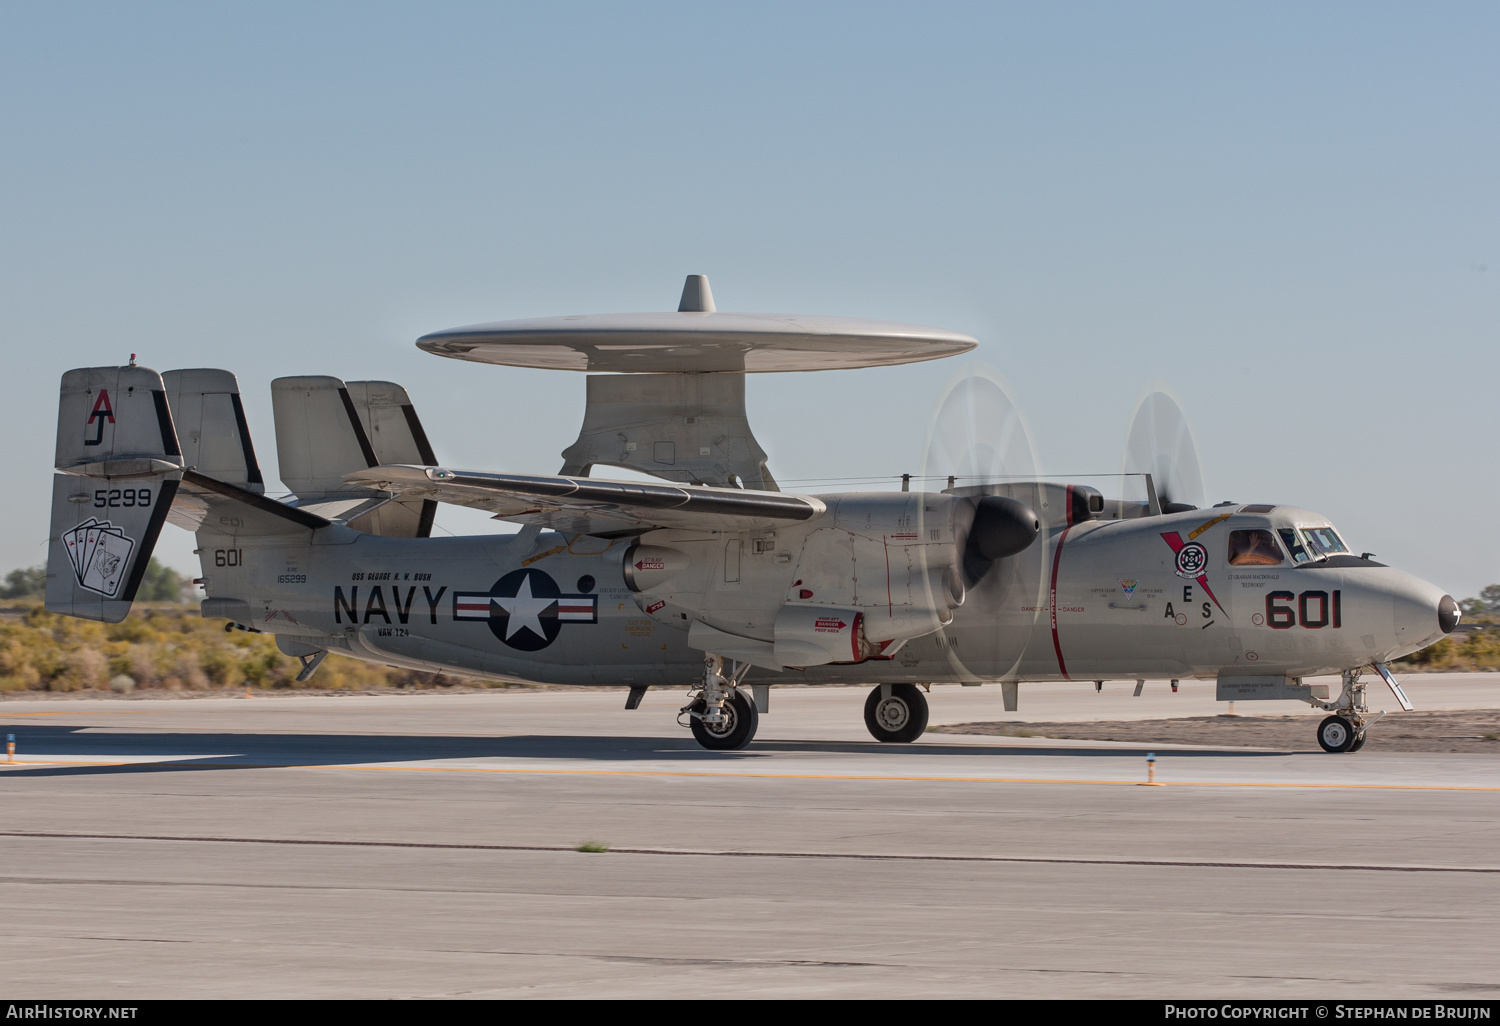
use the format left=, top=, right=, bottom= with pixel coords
left=1301, top=526, right=1350, bottom=557
left=1278, top=527, right=1312, bottom=563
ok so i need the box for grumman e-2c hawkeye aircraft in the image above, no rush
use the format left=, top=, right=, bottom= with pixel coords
left=46, top=276, right=1458, bottom=752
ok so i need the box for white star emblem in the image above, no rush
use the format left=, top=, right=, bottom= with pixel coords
left=494, top=573, right=555, bottom=641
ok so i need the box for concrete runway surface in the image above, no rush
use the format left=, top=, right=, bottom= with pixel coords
left=1, top=675, right=1498, bottom=998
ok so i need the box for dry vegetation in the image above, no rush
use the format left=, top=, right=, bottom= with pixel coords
left=0, top=602, right=468, bottom=694
left=1392, top=626, right=1500, bottom=672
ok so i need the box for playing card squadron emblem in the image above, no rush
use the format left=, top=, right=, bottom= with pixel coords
left=61, top=518, right=136, bottom=597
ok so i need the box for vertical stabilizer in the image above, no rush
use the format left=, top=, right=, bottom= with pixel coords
left=271, top=375, right=438, bottom=537
left=344, top=380, right=438, bottom=537
left=47, top=366, right=184, bottom=622
left=271, top=375, right=377, bottom=499
left=163, top=369, right=264, bottom=494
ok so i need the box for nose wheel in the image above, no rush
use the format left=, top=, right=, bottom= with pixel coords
left=864, top=684, right=929, bottom=743
left=1317, top=715, right=1358, bottom=753
left=1305, top=668, right=1389, bottom=753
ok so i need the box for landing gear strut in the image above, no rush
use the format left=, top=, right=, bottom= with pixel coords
left=864, top=683, right=929, bottom=743
left=681, top=654, right=758, bottom=750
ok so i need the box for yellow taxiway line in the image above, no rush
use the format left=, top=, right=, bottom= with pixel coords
left=2, top=757, right=1499, bottom=791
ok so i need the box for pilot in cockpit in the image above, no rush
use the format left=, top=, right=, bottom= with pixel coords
left=1228, top=528, right=1283, bottom=566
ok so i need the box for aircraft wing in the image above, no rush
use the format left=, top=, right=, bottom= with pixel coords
left=345, top=465, right=826, bottom=536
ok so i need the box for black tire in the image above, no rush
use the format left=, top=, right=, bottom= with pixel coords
left=689, top=690, right=758, bottom=750
left=1348, top=732, right=1366, bottom=752
left=1317, top=715, right=1356, bottom=753
left=864, top=683, right=929, bottom=743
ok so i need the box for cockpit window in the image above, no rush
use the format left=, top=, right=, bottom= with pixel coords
left=1228, top=529, right=1284, bottom=566
left=1302, top=526, right=1349, bottom=557
left=1278, top=527, right=1312, bottom=563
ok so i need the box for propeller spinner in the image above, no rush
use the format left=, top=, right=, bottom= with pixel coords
left=918, top=366, right=1044, bottom=681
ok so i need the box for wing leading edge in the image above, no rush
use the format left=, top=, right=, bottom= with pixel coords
left=345, top=465, right=826, bottom=535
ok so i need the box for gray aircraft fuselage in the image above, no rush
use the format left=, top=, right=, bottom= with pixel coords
left=202, top=492, right=1452, bottom=689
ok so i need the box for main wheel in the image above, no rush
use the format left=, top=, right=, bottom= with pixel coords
left=1317, top=715, right=1356, bottom=753
left=689, top=690, right=759, bottom=750
left=864, top=684, right=929, bottom=743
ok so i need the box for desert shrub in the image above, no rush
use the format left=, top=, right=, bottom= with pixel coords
left=0, top=604, right=465, bottom=693
left=61, top=648, right=107, bottom=691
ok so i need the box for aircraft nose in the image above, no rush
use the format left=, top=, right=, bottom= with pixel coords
left=1385, top=575, right=1454, bottom=657
left=1439, top=594, right=1460, bottom=634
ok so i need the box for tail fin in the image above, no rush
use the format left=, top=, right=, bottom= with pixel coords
left=271, top=375, right=377, bottom=499
left=271, top=375, right=437, bottom=537
left=162, top=368, right=264, bottom=494
left=345, top=380, right=438, bottom=538
left=47, top=366, right=184, bottom=622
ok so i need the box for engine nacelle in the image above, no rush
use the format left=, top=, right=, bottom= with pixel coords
left=773, top=605, right=865, bottom=667
left=621, top=544, right=689, bottom=591
left=621, top=493, right=998, bottom=669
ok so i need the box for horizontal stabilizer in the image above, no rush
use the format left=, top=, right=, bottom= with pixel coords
left=168, top=470, right=330, bottom=539
left=346, top=465, right=825, bottom=535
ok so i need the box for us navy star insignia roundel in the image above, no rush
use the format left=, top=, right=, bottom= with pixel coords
left=452, top=568, right=598, bottom=651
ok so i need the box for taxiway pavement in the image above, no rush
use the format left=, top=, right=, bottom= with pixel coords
left=1, top=676, right=1497, bottom=998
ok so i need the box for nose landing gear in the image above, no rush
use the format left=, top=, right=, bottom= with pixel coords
left=1317, top=715, right=1359, bottom=753
left=1311, top=669, right=1376, bottom=753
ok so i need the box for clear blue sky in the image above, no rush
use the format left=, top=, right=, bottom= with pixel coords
left=2, top=2, right=1496, bottom=596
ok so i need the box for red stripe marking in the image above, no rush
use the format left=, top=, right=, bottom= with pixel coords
left=1195, top=574, right=1224, bottom=614
left=1049, top=526, right=1072, bottom=679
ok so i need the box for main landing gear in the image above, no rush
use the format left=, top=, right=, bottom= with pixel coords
left=680, top=654, right=758, bottom=750
left=864, top=683, right=929, bottom=743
